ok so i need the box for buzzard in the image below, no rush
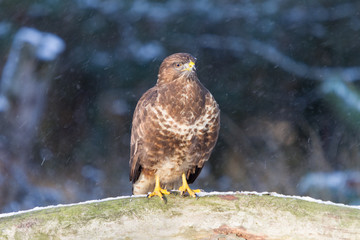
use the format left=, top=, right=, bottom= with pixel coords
left=129, top=53, right=220, bottom=200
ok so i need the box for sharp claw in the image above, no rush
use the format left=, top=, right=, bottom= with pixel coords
left=178, top=173, right=202, bottom=198
left=147, top=175, right=170, bottom=202
left=189, top=191, right=197, bottom=198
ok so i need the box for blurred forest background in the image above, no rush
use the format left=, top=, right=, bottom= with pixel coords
left=1, top=0, right=360, bottom=213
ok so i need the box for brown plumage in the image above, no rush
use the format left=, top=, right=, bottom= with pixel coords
left=129, top=53, right=220, bottom=198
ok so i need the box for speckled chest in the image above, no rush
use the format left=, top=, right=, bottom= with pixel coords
left=146, top=80, right=219, bottom=155
left=158, top=82, right=209, bottom=129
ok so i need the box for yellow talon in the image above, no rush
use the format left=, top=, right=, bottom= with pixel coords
left=178, top=173, right=201, bottom=197
left=148, top=175, right=170, bottom=200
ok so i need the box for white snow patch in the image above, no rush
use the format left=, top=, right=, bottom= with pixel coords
left=1, top=191, right=359, bottom=219
left=15, top=27, right=65, bottom=61
left=1, top=27, right=65, bottom=95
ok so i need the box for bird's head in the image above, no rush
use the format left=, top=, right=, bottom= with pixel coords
left=157, top=53, right=197, bottom=84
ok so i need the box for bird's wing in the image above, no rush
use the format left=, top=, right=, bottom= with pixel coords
left=129, top=87, right=158, bottom=183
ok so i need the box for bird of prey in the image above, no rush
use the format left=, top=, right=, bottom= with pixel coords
left=129, top=53, right=220, bottom=200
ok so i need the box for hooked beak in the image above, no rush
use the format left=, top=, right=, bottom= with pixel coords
left=182, top=61, right=196, bottom=72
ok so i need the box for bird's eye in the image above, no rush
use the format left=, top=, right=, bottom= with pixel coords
left=175, top=63, right=182, bottom=68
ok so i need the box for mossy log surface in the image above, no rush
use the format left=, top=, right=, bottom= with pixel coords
left=0, top=192, right=359, bottom=240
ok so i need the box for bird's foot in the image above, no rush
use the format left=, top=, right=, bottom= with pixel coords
left=179, top=184, right=200, bottom=198
left=147, top=175, right=170, bottom=201
left=178, top=173, right=201, bottom=198
left=147, top=186, right=170, bottom=200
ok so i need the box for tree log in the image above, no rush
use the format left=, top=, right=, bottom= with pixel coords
left=0, top=192, right=359, bottom=240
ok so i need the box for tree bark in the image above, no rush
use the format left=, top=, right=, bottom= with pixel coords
left=0, top=192, right=359, bottom=240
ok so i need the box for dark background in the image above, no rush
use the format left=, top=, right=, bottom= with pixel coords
left=1, top=0, right=360, bottom=212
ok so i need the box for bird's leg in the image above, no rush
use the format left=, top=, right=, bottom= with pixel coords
left=178, top=172, right=201, bottom=197
left=148, top=175, right=170, bottom=200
